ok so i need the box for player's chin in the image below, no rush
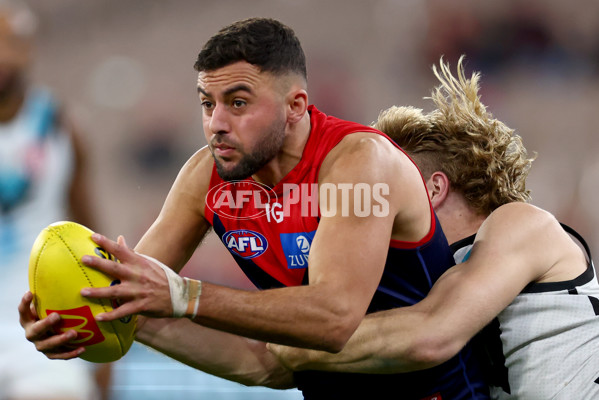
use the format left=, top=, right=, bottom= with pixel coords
left=215, top=161, right=250, bottom=181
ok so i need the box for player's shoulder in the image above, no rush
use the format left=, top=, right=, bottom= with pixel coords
left=324, top=131, right=408, bottom=171
left=479, top=202, right=565, bottom=247
left=335, top=130, right=396, bottom=151
left=185, top=145, right=214, bottom=169
left=319, top=132, right=401, bottom=185
left=487, top=202, right=558, bottom=228
left=176, top=145, right=214, bottom=187
left=469, top=202, right=571, bottom=282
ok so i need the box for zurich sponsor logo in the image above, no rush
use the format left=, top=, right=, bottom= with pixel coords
left=280, top=230, right=316, bottom=269
left=223, top=230, right=268, bottom=259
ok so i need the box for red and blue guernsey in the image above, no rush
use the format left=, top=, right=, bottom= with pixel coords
left=204, top=106, right=489, bottom=399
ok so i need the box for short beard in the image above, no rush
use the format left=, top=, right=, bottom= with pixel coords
left=213, top=116, right=286, bottom=182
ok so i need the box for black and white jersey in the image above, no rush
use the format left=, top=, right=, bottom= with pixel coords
left=451, top=225, right=599, bottom=400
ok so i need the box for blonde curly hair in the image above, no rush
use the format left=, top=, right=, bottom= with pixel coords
left=374, top=56, right=534, bottom=216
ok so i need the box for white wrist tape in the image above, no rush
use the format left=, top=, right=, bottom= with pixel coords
left=139, top=254, right=202, bottom=319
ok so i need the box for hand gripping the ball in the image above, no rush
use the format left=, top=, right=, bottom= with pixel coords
left=80, top=234, right=202, bottom=322
left=28, top=221, right=137, bottom=362
left=19, top=291, right=85, bottom=360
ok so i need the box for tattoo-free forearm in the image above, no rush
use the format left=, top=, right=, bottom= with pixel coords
left=136, top=316, right=295, bottom=389
left=269, top=308, right=440, bottom=374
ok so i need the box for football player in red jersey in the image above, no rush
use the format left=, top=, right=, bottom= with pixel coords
left=20, top=18, right=489, bottom=399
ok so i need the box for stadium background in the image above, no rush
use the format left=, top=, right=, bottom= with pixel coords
left=24, top=0, right=599, bottom=398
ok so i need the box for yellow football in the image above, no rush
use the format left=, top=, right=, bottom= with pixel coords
left=28, top=221, right=136, bottom=363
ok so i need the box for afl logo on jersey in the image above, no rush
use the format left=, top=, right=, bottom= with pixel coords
left=205, top=180, right=277, bottom=220
left=223, top=230, right=268, bottom=259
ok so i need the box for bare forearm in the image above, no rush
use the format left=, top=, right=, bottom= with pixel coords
left=136, top=316, right=295, bottom=389
left=271, top=264, right=508, bottom=374
left=270, top=308, right=439, bottom=374
left=193, top=282, right=360, bottom=352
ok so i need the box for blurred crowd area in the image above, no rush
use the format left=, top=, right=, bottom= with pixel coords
left=19, top=0, right=599, bottom=397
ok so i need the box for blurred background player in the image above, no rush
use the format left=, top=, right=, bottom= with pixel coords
left=0, top=1, right=110, bottom=399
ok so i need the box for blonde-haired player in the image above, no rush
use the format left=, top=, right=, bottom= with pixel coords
left=269, top=57, right=599, bottom=399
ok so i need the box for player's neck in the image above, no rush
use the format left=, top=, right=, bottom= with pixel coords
left=436, top=193, right=487, bottom=244
left=252, top=114, right=311, bottom=188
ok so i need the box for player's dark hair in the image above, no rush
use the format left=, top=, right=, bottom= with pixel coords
left=194, top=17, right=307, bottom=80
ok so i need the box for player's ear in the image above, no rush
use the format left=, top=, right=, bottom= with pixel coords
left=426, top=171, right=450, bottom=209
left=286, top=87, right=308, bottom=124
